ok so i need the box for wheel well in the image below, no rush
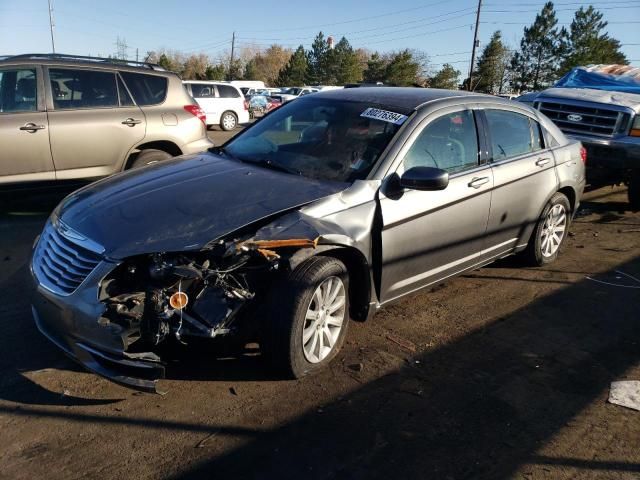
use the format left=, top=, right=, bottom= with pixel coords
left=558, top=186, right=576, bottom=213
left=318, top=248, right=372, bottom=322
left=126, top=141, right=182, bottom=169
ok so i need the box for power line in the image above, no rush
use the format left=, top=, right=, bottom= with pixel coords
left=240, top=0, right=463, bottom=33
left=235, top=6, right=477, bottom=42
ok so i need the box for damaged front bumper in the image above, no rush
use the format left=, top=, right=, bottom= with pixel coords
left=31, top=261, right=166, bottom=393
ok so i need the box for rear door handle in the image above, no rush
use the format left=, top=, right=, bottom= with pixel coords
left=122, top=118, right=142, bottom=126
left=536, top=157, right=551, bottom=167
left=19, top=123, right=46, bottom=132
left=468, top=176, right=490, bottom=189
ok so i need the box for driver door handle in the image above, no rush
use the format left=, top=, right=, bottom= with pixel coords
left=122, top=118, right=142, bottom=127
left=19, top=123, right=46, bottom=132
left=536, top=157, right=551, bottom=167
left=468, top=176, right=490, bottom=189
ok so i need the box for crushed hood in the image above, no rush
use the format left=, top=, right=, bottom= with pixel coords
left=57, top=152, right=346, bottom=259
left=538, top=87, right=640, bottom=112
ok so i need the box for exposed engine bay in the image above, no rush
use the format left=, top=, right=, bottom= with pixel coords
left=99, top=237, right=317, bottom=355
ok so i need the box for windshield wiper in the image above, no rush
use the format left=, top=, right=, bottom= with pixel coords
left=244, top=158, right=302, bottom=176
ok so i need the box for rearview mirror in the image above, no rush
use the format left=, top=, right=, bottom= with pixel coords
left=400, top=166, right=449, bottom=191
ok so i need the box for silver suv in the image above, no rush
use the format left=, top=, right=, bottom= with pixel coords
left=0, top=54, right=212, bottom=185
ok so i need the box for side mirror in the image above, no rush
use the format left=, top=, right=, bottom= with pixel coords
left=400, top=166, right=449, bottom=191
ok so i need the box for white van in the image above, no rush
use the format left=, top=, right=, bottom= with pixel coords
left=183, top=81, right=250, bottom=131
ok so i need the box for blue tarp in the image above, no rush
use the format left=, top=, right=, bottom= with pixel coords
left=555, top=67, right=640, bottom=94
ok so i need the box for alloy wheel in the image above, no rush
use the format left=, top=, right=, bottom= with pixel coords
left=302, top=276, right=346, bottom=363
left=540, top=203, right=567, bottom=257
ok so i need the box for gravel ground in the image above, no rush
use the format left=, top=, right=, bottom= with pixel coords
left=0, top=129, right=639, bottom=479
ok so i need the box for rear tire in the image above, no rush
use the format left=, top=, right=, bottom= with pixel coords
left=264, top=256, right=350, bottom=379
left=523, top=192, right=571, bottom=266
left=220, top=111, right=238, bottom=131
left=128, top=149, right=172, bottom=169
left=629, top=171, right=640, bottom=211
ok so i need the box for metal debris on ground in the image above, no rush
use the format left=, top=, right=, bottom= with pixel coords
left=196, top=430, right=220, bottom=448
left=386, top=333, right=417, bottom=353
left=608, top=381, right=640, bottom=411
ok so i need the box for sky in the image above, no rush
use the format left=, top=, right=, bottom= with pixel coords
left=1, top=0, right=639, bottom=79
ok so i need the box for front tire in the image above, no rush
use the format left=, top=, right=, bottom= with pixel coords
left=523, top=192, right=571, bottom=266
left=264, top=256, right=349, bottom=379
left=220, top=111, right=238, bottom=131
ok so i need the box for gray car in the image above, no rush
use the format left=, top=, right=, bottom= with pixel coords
left=30, top=88, right=585, bottom=392
left=0, top=54, right=212, bottom=185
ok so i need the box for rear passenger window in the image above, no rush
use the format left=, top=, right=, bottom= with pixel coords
left=217, top=84, right=241, bottom=98
left=0, top=68, right=37, bottom=113
left=120, top=72, right=168, bottom=106
left=49, top=69, right=117, bottom=109
left=402, top=110, right=479, bottom=174
left=190, top=84, right=214, bottom=98
left=485, top=109, right=539, bottom=161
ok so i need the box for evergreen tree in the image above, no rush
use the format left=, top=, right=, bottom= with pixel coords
left=510, top=1, right=562, bottom=92
left=243, top=59, right=259, bottom=80
left=384, top=50, right=421, bottom=86
left=332, top=37, right=363, bottom=85
left=558, top=6, right=627, bottom=75
left=430, top=64, right=460, bottom=90
left=277, top=46, right=308, bottom=86
left=473, top=31, right=511, bottom=94
left=306, top=32, right=329, bottom=84
left=363, top=52, right=387, bottom=83
left=205, top=64, right=225, bottom=80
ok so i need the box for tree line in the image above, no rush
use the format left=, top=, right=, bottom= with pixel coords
left=146, top=2, right=627, bottom=93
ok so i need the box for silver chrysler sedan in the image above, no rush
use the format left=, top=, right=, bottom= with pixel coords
left=31, top=88, right=586, bottom=392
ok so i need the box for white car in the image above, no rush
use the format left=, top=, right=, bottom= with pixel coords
left=276, top=87, right=319, bottom=103
left=183, top=81, right=250, bottom=131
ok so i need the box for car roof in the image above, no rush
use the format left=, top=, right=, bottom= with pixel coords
left=313, top=87, right=488, bottom=111
left=0, top=53, right=170, bottom=73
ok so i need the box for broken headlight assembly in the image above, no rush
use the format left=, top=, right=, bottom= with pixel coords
left=98, top=237, right=317, bottom=352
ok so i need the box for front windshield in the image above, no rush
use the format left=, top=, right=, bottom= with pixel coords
left=281, top=87, right=302, bottom=95
left=224, top=97, right=408, bottom=183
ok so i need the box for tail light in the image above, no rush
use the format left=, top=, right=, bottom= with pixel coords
left=243, top=100, right=249, bottom=111
left=580, top=146, right=587, bottom=164
left=184, top=104, right=206, bottom=124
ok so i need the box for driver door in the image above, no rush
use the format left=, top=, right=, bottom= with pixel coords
left=378, top=108, right=493, bottom=303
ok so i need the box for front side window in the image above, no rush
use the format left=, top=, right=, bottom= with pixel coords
left=49, top=68, right=117, bottom=109
left=217, top=84, right=240, bottom=98
left=224, top=97, right=407, bottom=182
left=190, top=83, right=214, bottom=98
left=402, top=110, right=479, bottom=174
left=120, top=72, right=168, bottom=106
left=0, top=68, right=37, bottom=113
left=485, top=109, right=539, bottom=161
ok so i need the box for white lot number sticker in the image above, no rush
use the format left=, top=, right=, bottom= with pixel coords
left=360, top=107, right=408, bottom=125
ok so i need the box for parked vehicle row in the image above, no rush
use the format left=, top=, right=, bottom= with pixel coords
left=0, top=54, right=212, bottom=185
left=29, top=87, right=585, bottom=392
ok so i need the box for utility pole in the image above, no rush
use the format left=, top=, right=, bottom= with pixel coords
left=47, top=0, right=56, bottom=53
left=229, top=31, right=236, bottom=80
left=467, top=0, right=482, bottom=91
left=136, top=48, right=139, bottom=62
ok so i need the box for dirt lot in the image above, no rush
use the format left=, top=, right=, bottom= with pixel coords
left=1, top=129, right=639, bottom=479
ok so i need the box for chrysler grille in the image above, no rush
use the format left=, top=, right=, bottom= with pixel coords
left=33, top=221, right=103, bottom=295
left=538, top=101, right=623, bottom=137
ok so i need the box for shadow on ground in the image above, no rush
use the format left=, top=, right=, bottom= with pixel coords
left=170, top=255, right=640, bottom=479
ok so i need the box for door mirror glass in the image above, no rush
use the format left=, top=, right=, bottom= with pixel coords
left=400, top=166, right=449, bottom=191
